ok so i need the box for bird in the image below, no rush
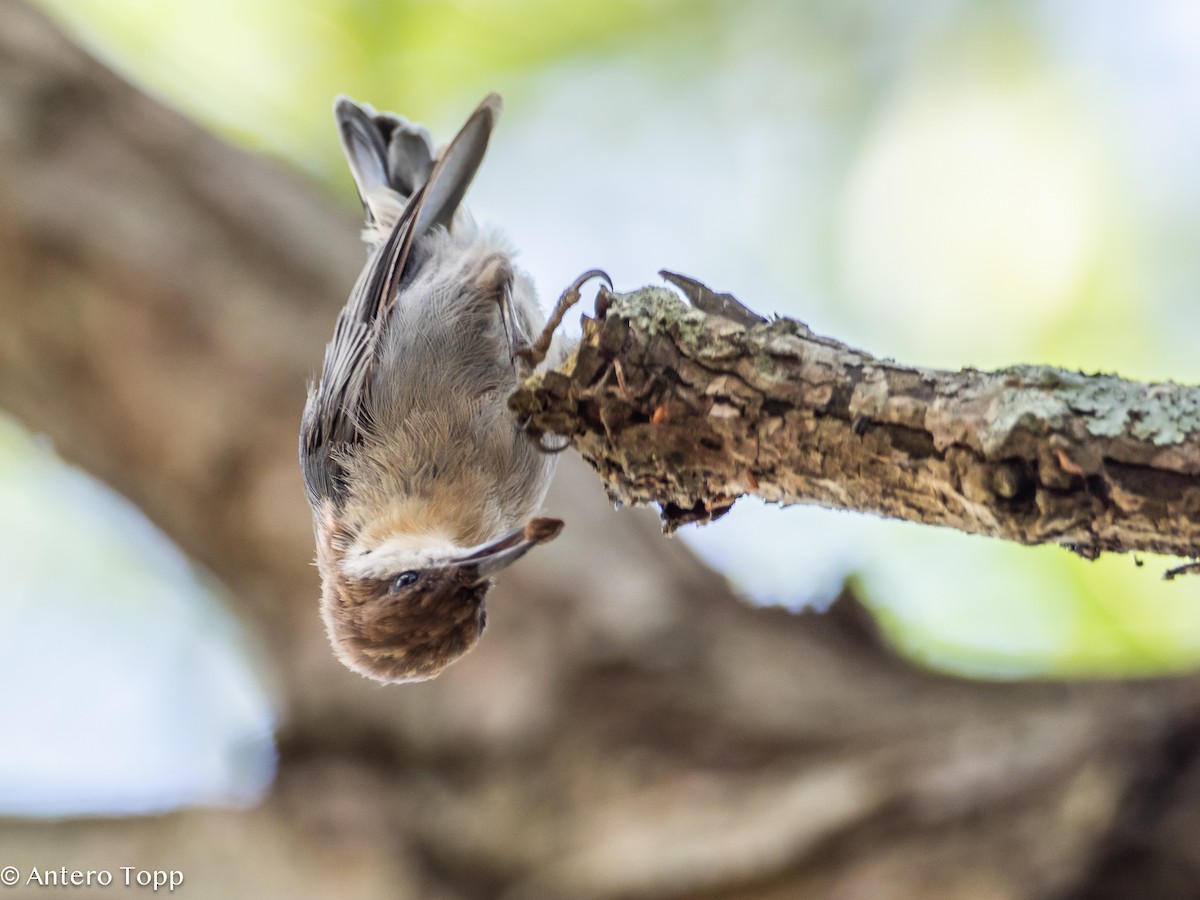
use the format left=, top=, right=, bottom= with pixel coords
left=300, top=93, right=603, bottom=683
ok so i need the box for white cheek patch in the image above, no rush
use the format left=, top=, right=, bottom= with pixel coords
left=341, top=533, right=461, bottom=580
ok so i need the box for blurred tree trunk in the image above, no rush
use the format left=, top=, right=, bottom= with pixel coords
left=2, top=2, right=1199, bottom=897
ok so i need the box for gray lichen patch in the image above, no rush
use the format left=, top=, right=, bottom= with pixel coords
left=1132, top=384, right=1200, bottom=445
left=1058, top=371, right=1136, bottom=438
left=1050, top=370, right=1200, bottom=446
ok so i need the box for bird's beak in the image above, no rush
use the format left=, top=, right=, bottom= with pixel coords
left=448, top=517, right=564, bottom=584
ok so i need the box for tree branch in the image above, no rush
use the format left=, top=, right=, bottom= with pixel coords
left=512, top=279, right=1200, bottom=558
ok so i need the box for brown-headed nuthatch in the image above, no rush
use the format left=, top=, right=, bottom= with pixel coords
left=300, top=93, right=604, bottom=683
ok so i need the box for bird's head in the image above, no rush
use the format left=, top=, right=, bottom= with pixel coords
left=317, top=515, right=563, bottom=683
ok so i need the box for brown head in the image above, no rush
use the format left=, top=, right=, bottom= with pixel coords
left=317, top=515, right=563, bottom=683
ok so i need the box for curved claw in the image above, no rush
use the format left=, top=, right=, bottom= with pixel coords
left=535, top=432, right=572, bottom=454
left=569, top=268, right=612, bottom=294
left=516, top=414, right=572, bottom=455
left=519, top=267, right=613, bottom=373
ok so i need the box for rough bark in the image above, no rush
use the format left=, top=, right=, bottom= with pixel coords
left=3, top=2, right=1200, bottom=898
left=512, top=283, right=1200, bottom=559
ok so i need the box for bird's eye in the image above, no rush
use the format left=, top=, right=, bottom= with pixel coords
left=391, top=571, right=420, bottom=591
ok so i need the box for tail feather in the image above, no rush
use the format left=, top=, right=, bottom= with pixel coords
left=411, top=93, right=501, bottom=238
left=383, top=121, right=435, bottom=197
left=334, top=95, right=439, bottom=244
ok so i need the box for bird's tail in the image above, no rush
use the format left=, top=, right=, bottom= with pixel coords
left=334, top=94, right=501, bottom=246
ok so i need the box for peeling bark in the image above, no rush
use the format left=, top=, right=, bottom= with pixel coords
left=512, top=283, right=1200, bottom=558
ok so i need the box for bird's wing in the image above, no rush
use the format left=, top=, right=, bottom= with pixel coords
left=301, top=94, right=502, bottom=507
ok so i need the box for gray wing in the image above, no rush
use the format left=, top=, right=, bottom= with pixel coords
left=300, top=94, right=502, bottom=508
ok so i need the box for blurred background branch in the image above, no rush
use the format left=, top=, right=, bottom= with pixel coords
left=3, top=0, right=1200, bottom=897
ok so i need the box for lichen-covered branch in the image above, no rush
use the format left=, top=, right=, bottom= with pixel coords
left=511, top=281, right=1200, bottom=558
